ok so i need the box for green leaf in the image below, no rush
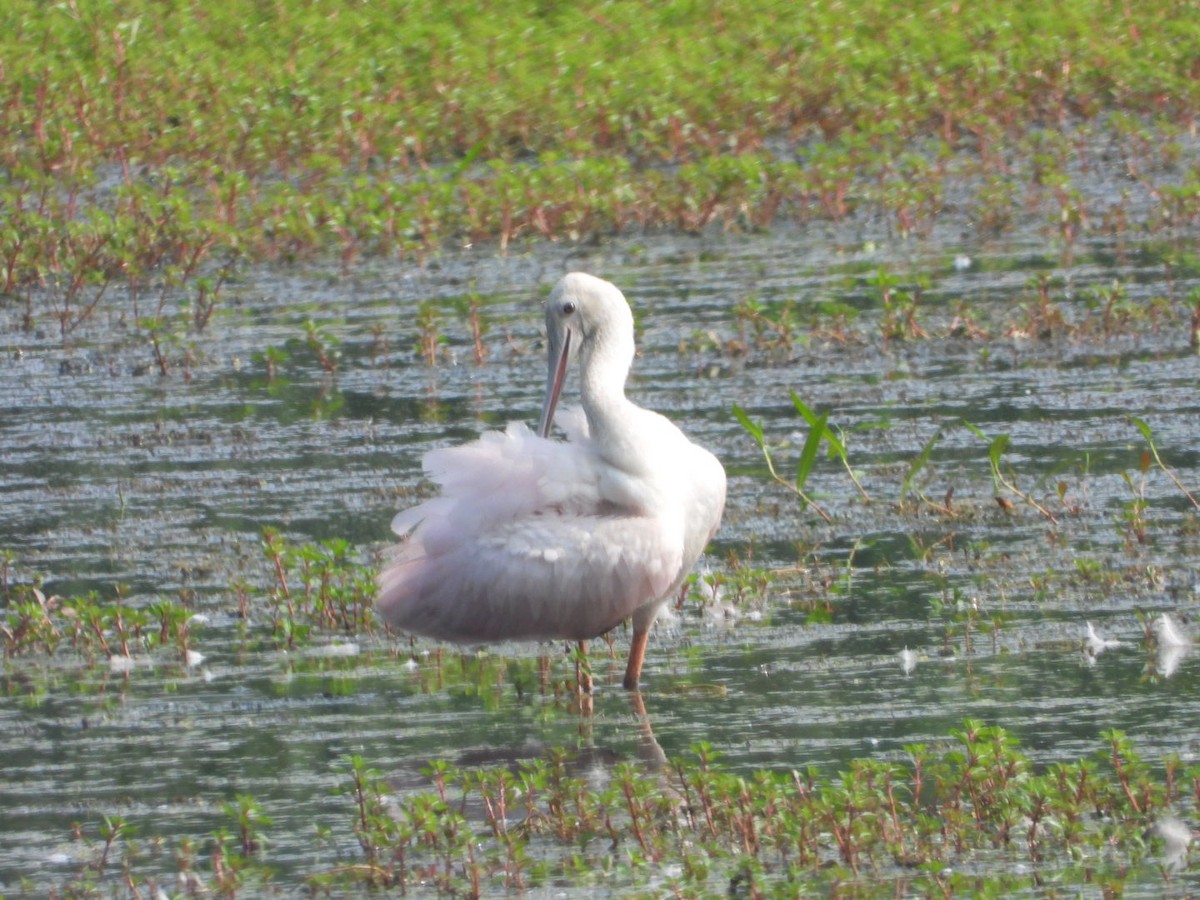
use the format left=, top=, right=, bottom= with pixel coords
left=961, top=419, right=988, bottom=442
left=450, top=140, right=486, bottom=179
left=901, top=429, right=941, bottom=499
left=791, top=390, right=846, bottom=459
left=731, top=403, right=764, bottom=446
left=988, top=434, right=1010, bottom=472
left=795, top=409, right=828, bottom=492
left=823, top=424, right=849, bottom=461
left=1130, top=416, right=1153, bottom=444
left=789, top=391, right=822, bottom=429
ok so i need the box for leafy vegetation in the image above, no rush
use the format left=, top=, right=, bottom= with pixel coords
left=317, top=724, right=1196, bottom=896
left=3, top=0, right=1200, bottom=340
left=28, top=723, right=1200, bottom=897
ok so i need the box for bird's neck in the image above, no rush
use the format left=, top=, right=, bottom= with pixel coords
left=580, top=342, right=637, bottom=444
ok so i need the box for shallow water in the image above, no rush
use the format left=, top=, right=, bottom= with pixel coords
left=2, top=219, right=1200, bottom=892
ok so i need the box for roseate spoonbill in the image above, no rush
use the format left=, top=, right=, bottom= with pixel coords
left=377, top=272, right=726, bottom=690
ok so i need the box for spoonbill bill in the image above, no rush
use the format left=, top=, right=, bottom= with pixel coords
left=377, top=273, right=726, bottom=690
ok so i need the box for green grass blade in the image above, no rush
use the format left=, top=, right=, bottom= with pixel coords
left=791, top=390, right=846, bottom=459
left=795, top=409, right=829, bottom=492
left=789, top=391, right=821, bottom=428
left=732, top=403, right=764, bottom=446
left=1130, top=416, right=1153, bottom=444
left=988, top=434, right=1010, bottom=472
left=901, top=429, right=941, bottom=499
left=961, top=419, right=988, bottom=442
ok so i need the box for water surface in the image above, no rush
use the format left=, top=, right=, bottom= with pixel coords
left=2, top=221, right=1199, bottom=892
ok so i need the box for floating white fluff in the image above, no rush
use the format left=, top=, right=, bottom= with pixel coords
left=1085, top=621, right=1121, bottom=658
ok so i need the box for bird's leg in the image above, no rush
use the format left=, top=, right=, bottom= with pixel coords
left=623, top=628, right=650, bottom=690
left=575, top=640, right=593, bottom=695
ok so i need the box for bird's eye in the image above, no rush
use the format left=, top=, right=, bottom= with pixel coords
left=561, top=301, right=577, bottom=316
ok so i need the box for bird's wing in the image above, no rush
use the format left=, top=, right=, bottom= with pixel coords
left=379, top=420, right=683, bottom=642
left=390, top=421, right=604, bottom=545
left=378, top=511, right=683, bottom=642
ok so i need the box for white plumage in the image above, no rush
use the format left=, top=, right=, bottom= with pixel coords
left=377, top=272, right=726, bottom=689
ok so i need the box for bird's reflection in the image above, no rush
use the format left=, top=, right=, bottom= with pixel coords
left=461, top=690, right=665, bottom=773
left=628, top=690, right=668, bottom=769
left=389, top=689, right=669, bottom=805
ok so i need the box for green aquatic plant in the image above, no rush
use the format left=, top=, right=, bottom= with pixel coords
left=1, top=585, right=62, bottom=658
left=254, top=344, right=288, bottom=384
left=415, top=300, right=444, bottom=366
left=303, top=722, right=1184, bottom=896
left=304, top=319, right=341, bottom=374
left=807, top=298, right=865, bottom=344
left=931, top=585, right=989, bottom=658
left=459, top=293, right=490, bottom=365
left=222, top=794, right=272, bottom=858
left=1131, top=416, right=1200, bottom=510
left=735, top=401, right=832, bottom=523
left=95, top=815, right=134, bottom=875
left=1021, top=274, right=1069, bottom=340
left=1, top=581, right=198, bottom=668
left=963, top=421, right=1059, bottom=523
left=3, top=0, right=1200, bottom=338
left=26, top=710, right=1196, bottom=897
left=735, top=391, right=869, bottom=522
left=260, top=529, right=377, bottom=647
left=1191, top=286, right=1200, bottom=349
left=972, top=174, right=1021, bottom=236
left=9, top=532, right=376, bottom=668
left=685, top=552, right=774, bottom=612
left=870, top=268, right=929, bottom=343
left=732, top=293, right=810, bottom=362
left=334, top=754, right=405, bottom=888
left=140, top=315, right=197, bottom=378
left=1120, top=462, right=1152, bottom=550
left=899, top=428, right=948, bottom=513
